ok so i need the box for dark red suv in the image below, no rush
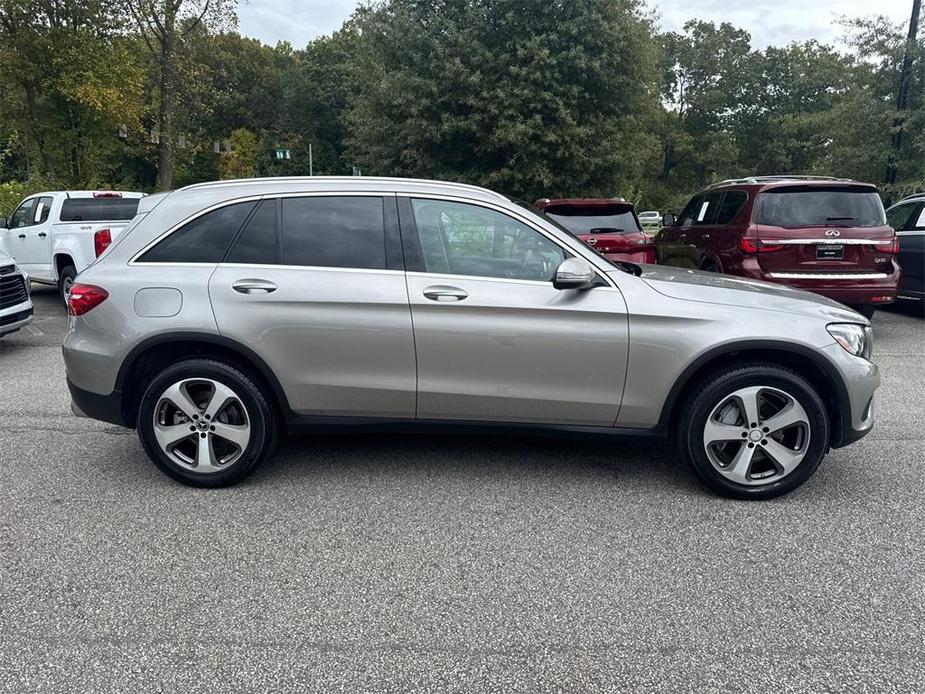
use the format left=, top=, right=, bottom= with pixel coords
left=654, top=176, right=900, bottom=317
left=534, top=197, right=655, bottom=264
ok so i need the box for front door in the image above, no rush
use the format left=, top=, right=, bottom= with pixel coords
left=209, top=194, right=416, bottom=418
left=401, top=196, right=629, bottom=426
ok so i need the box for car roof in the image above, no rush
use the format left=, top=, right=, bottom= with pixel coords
left=705, top=175, right=876, bottom=192
left=534, top=197, right=631, bottom=208
left=176, top=176, right=508, bottom=204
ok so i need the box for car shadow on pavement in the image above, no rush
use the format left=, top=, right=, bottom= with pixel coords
left=882, top=300, right=925, bottom=319
left=252, top=431, right=708, bottom=496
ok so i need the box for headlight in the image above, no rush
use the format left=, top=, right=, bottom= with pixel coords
left=827, top=323, right=873, bottom=359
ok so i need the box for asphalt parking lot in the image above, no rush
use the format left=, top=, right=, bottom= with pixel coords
left=1, top=286, right=923, bottom=693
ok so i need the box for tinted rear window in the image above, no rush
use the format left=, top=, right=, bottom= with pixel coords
left=754, top=188, right=886, bottom=228
left=281, top=197, right=386, bottom=269
left=60, top=197, right=140, bottom=222
left=137, top=201, right=256, bottom=263
left=543, top=204, right=640, bottom=234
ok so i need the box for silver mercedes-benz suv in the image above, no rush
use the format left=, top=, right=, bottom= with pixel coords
left=63, top=177, right=879, bottom=499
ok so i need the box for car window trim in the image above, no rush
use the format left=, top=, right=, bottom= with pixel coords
left=395, top=192, right=618, bottom=289
left=130, top=191, right=397, bottom=267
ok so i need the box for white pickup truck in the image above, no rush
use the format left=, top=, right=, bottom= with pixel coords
left=0, top=190, right=144, bottom=303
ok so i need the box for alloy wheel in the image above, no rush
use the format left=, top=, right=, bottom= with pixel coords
left=152, top=378, right=251, bottom=474
left=703, top=385, right=811, bottom=486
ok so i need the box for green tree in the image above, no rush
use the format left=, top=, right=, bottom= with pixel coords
left=346, top=0, right=660, bottom=200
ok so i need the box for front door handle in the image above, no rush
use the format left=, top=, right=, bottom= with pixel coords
left=232, top=279, right=277, bottom=295
left=18, top=234, right=25, bottom=239
left=423, top=285, right=468, bottom=302
left=38, top=232, right=47, bottom=238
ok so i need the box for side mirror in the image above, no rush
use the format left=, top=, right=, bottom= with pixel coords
left=553, top=258, right=596, bottom=290
left=661, top=213, right=676, bottom=227
left=0, top=217, right=7, bottom=229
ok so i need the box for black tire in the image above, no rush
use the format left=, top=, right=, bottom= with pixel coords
left=58, top=265, right=77, bottom=306
left=850, top=304, right=877, bottom=319
left=676, top=362, right=830, bottom=500
left=137, top=358, right=278, bottom=487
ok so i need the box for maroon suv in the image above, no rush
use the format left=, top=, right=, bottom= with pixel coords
left=654, top=176, right=900, bottom=317
left=534, top=197, right=655, bottom=264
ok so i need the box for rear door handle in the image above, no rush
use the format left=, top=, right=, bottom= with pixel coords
left=38, top=232, right=47, bottom=238
left=423, top=285, right=468, bottom=302
left=232, top=279, right=277, bottom=295
left=18, top=234, right=25, bottom=239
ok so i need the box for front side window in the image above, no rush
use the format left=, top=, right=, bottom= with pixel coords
left=8, top=198, right=37, bottom=229
left=281, top=196, right=386, bottom=269
left=886, top=203, right=922, bottom=231
left=411, top=199, right=565, bottom=281
left=754, top=187, right=887, bottom=228
left=678, top=195, right=703, bottom=226
left=137, top=201, right=256, bottom=263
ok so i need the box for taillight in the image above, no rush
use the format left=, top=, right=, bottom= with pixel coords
left=67, top=284, right=108, bottom=316
left=875, top=236, right=899, bottom=254
left=94, top=228, right=112, bottom=257
left=738, top=238, right=783, bottom=253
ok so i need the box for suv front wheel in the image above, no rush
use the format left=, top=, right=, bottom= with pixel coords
left=677, top=363, right=830, bottom=499
left=137, top=359, right=278, bottom=487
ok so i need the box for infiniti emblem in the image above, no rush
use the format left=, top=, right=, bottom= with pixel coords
left=825, top=229, right=841, bottom=237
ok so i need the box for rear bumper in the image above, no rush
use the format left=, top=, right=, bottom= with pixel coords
left=602, top=248, right=656, bottom=265
left=67, top=377, right=129, bottom=427
left=737, top=259, right=900, bottom=306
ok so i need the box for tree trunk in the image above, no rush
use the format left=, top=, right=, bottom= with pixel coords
left=157, top=31, right=174, bottom=190
left=23, top=79, right=55, bottom=179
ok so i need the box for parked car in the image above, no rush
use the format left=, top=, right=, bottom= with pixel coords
left=64, top=176, right=880, bottom=499
left=534, top=197, right=655, bottom=264
left=885, top=193, right=925, bottom=301
left=638, top=210, right=661, bottom=231
left=655, top=176, right=900, bottom=318
left=0, top=249, right=33, bottom=339
left=0, top=190, right=144, bottom=304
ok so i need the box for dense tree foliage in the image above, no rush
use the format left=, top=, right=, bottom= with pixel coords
left=0, top=0, right=921, bottom=215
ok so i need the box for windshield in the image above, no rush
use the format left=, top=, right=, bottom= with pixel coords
left=754, top=187, right=886, bottom=228
left=542, top=204, right=641, bottom=234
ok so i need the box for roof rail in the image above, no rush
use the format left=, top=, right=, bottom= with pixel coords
left=898, top=192, right=925, bottom=202
left=707, top=175, right=856, bottom=189
left=178, top=176, right=509, bottom=201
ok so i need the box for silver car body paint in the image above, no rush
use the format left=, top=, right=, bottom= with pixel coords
left=62, top=177, right=879, bottom=441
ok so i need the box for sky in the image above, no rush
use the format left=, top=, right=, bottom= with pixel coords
left=237, top=0, right=916, bottom=50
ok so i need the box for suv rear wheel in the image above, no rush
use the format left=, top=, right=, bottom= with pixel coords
left=137, top=359, right=278, bottom=487
left=677, top=363, right=829, bottom=500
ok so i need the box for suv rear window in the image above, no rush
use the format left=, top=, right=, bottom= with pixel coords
left=753, top=187, right=886, bottom=228
left=60, top=197, right=140, bottom=222
left=542, top=204, right=641, bottom=234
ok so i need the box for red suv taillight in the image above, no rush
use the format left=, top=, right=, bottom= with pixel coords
left=67, top=284, right=109, bottom=316
left=94, top=228, right=112, bottom=257
left=738, top=237, right=783, bottom=254
left=875, top=236, right=899, bottom=254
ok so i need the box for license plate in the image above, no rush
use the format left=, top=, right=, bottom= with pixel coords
left=816, top=245, right=843, bottom=260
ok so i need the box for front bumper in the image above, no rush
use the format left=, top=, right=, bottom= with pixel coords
left=820, top=342, right=879, bottom=448
left=0, top=305, right=33, bottom=337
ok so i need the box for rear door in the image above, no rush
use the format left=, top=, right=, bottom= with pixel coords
left=888, top=201, right=925, bottom=296
left=209, top=194, right=416, bottom=418
left=753, top=186, right=894, bottom=277
left=658, top=194, right=702, bottom=267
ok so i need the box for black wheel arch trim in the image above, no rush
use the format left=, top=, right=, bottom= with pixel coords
left=115, top=331, right=294, bottom=421
left=658, top=339, right=852, bottom=447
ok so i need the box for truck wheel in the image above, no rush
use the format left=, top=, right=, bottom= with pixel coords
left=58, top=265, right=77, bottom=306
left=677, top=362, right=830, bottom=500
